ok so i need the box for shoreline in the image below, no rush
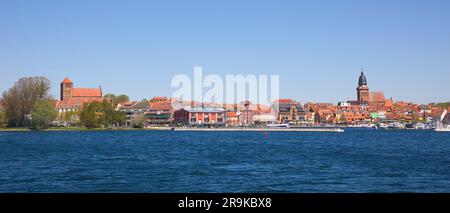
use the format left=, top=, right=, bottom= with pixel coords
left=169, top=127, right=345, bottom=132
left=1, top=127, right=441, bottom=133
left=1, top=127, right=344, bottom=132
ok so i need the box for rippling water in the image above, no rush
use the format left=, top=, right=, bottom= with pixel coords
left=0, top=129, right=449, bottom=192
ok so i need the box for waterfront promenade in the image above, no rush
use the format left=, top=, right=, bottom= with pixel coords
left=165, top=127, right=344, bottom=132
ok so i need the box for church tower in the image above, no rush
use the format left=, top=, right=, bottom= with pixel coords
left=60, top=77, right=73, bottom=101
left=357, top=69, right=369, bottom=104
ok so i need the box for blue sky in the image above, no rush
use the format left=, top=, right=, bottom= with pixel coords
left=1, top=0, right=449, bottom=104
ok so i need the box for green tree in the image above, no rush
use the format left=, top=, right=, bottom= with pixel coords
left=0, top=112, right=8, bottom=128
left=60, top=110, right=80, bottom=126
left=80, top=102, right=104, bottom=128
left=116, top=95, right=129, bottom=104
left=436, top=102, right=450, bottom=108
left=104, top=94, right=129, bottom=106
left=31, top=100, right=58, bottom=129
left=131, top=114, right=147, bottom=128
left=103, top=94, right=116, bottom=100
left=2, top=77, right=51, bottom=127
left=112, top=111, right=127, bottom=126
left=101, top=100, right=114, bottom=126
left=141, top=99, right=149, bottom=104
left=80, top=100, right=127, bottom=128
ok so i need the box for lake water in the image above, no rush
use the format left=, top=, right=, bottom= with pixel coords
left=0, top=129, right=449, bottom=192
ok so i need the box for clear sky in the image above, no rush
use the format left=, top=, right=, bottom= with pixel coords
left=1, top=0, right=449, bottom=104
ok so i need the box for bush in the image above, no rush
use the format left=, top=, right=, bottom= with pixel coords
left=131, top=114, right=147, bottom=128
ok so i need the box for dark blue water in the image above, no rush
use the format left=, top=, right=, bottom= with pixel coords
left=0, top=129, right=449, bottom=192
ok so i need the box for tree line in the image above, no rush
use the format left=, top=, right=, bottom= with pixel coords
left=0, top=77, right=133, bottom=129
left=1, top=77, right=56, bottom=129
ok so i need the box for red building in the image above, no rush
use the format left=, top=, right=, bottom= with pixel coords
left=173, top=107, right=225, bottom=127
left=148, top=101, right=173, bottom=125
left=56, top=77, right=104, bottom=113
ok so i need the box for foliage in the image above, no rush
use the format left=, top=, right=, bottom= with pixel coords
left=103, top=94, right=116, bottom=100
left=430, top=102, right=450, bottom=109
left=141, top=99, right=149, bottom=105
left=112, top=110, right=127, bottom=126
left=0, top=112, right=7, bottom=128
left=80, top=102, right=105, bottom=128
left=103, top=94, right=129, bottom=106
left=116, top=95, right=129, bottom=104
left=59, top=110, right=81, bottom=126
left=80, top=100, right=127, bottom=128
left=2, top=77, right=51, bottom=127
left=131, top=113, right=147, bottom=128
left=31, top=100, right=58, bottom=129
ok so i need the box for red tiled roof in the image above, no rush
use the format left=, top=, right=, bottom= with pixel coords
left=120, top=101, right=138, bottom=109
left=369, top=91, right=385, bottom=102
left=72, top=88, right=102, bottom=97
left=62, top=77, right=73, bottom=84
left=275, top=99, right=294, bottom=103
left=150, top=102, right=172, bottom=111
left=56, top=97, right=104, bottom=110
left=150, top=96, right=168, bottom=102
left=227, top=111, right=237, bottom=117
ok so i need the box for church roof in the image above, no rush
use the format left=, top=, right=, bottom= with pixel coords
left=72, top=88, right=102, bottom=97
left=369, top=91, right=385, bottom=102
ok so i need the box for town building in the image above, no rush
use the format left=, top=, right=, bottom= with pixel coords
left=118, top=101, right=150, bottom=126
left=55, top=77, right=105, bottom=114
left=148, top=101, right=173, bottom=125
left=173, top=107, right=225, bottom=127
left=272, top=99, right=305, bottom=124
left=252, top=109, right=276, bottom=126
left=225, top=111, right=239, bottom=126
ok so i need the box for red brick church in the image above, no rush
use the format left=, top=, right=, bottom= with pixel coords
left=55, top=77, right=104, bottom=113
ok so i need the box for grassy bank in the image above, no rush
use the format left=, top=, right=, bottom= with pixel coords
left=0, top=127, right=166, bottom=132
left=0, top=127, right=31, bottom=132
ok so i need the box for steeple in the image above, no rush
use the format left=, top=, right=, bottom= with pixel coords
left=356, top=68, right=369, bottom=103
left=358, top=68, right=367, bottom=86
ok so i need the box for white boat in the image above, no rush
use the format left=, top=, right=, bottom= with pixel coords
left=435, top=124, right=450, bottom=132
left=434, top=110, right=450, bottom=132
left=266, top=123, right=290, bottom=128
left=388, top=122, right=404, bottom=129
left=379, top=123, right=389, bottom=129
left=361, top=123, right=377, bottom=129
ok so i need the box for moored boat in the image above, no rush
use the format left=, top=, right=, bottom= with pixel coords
left=434, top=110, right=450, bottom=132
